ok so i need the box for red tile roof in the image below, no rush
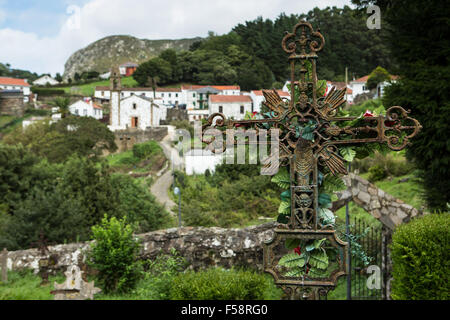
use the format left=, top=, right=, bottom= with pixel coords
left=0, top=77, right=30, bottom=87
left=210, top=95, right=252, bottom=103
left=252, top=90, right=290, bottom=97
left=212, top=85, right=240, bottom=91
left=181, top=84, right=240, bottom=91
left=352, top=75, right=369, bottom=83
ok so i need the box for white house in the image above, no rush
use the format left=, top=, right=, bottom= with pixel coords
left=185, top=149, right=223, bottom=175
left=69, top=98, right=103, bottom=120
left=209, top=95, right=253, bottom=121
left=0, top=77, right=31, bottom=102
left=94, top=86, right=182, bottom=106
left=181, top=85, right=241, bottom=110
left=348, top=75, right=370, bottom=103
left=249, top=90, right=290, bottom=113
left=33, top=75, right=59, bottom=86
left=374, top=75, right=399, bottom=99
left=109, top=94, right=162, bottom=131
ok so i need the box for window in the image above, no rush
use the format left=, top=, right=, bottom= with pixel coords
left=193, top=93, right=196, bottom=98
left=193, top=102, right=196, bottom=107
left=176, top=93, right=178, bottom=97
left=219, top=106, right=223, bottom=113
left=169, top=93, right=171, bottom=97
left=83, top=109, right=87, bottom=116
left=133, top=103, right=137, bottom=110
left=75, top=109, right=79, bottom=115
left=101, top=91, right=104, bottom=96
left=162, top=93, right=164, bottom=97
left=240, top=105, right=244, bottom=114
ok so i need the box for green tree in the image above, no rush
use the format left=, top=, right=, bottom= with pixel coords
left=49, top=96, right=71, bottom=118
left=4, top=117, right=117, bottom=163
left=88, top=216, right=142, bottom=293
left=356, top=0, right=450, bottom=210
left=55, top=73, right=63, bottom=82
left=366, top=66, right=391, bottom=90
left=133, top=57, right=172, bottom=86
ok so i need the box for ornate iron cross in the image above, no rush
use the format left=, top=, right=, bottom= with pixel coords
left=201, top=21, right=421, bottom=300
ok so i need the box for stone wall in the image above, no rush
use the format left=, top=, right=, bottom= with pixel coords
left=161, top=108, right=188, bottom=124
left=4, top=223, right=277, bottom=274
left=0, top=91, right=25, bottom=117
left=114, top=127, right=168, bottom=152
left=334, top=173, right=422, bottom=231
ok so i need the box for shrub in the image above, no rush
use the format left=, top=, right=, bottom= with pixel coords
left=169, top=268, right=273, bottom=300
left=30, top=87, right=66, bottom=96
left=390, top=213, right=450, bottom=300
left=133, top=249, right=189, bottom=299
left=117, top=154, right=140, bottom=166
left=368, top=164, right=387, bottom=182
left=88, top=215, right=142, bottom=294
left=132, top=140, right=162, bottom=159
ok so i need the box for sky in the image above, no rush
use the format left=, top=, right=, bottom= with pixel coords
left=0, top=0, right=352, bottom=76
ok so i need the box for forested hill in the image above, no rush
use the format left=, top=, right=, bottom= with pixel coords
left=132, top=6, right=393, bottom=91
left=0, top=63, right=39, bottom=82
left=233, top=6, right=393, bottom=82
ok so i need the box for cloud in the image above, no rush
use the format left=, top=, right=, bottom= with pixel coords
left=0, top=0, right=351, bottom=75
left=0, top=9, right=5, bottom=25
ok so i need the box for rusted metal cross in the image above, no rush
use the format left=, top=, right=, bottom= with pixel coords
left=201, top=21, right=421, bottom=300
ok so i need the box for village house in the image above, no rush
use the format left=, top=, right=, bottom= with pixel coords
left=94, top=86, right=182, bottom=106
left=181, top=85, right=241, bottom=110
left=208, top=95, right=252, bottom=121
left=374, top=75, right=399, bottom=99
left=33, top=75, right=60, bottom=86
left=248, top=90, right=290, bottom=113
left=185, top=149, right=223, bottom=175
left=107, top=69, right=163, bottom=131
left=347, top=75, right=369, bottom=103
left=119, top=62, right=139, bottom=77
left=109, top=94, right=162, bottom=131
left=69, top=98, right=103, bottom=120
left=0, top=77, right=31, bottom=102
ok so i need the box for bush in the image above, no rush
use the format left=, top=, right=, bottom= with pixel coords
left=132, top=140, right=162, bottom=159
left=117, top=154, right=140, bottom=166
left=390, top=213, right=450, bottom=300
left=169, top=268, right=273, bottom=300
left=88, top=216, right=142, bottom=294
left=30, top=87, right=66, bottom=96
left=368, top=164, right=387, bottom=182
left=133, top=249, right=189, bottom=299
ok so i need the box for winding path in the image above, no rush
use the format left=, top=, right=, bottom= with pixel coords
left=150, top=126, right=184, bottom=214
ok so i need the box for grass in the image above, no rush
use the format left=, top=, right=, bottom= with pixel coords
left=0, top=269, right=65, bottom=300
left=59, top=76, right=138, bottom=96
left=0, top=268, right=283, bottom=300
left=103, top=140, right=167, bottom=175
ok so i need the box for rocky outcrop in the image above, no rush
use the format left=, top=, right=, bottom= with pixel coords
left=4, top=223, right=277, bottom=274
left=63, top=35, right=201, bottom=81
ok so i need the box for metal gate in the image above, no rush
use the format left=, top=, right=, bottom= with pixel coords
left=347, top=217, right=387, bottom=300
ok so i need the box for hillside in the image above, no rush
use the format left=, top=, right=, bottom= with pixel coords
left=63, top=35, right=201, bottom=81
